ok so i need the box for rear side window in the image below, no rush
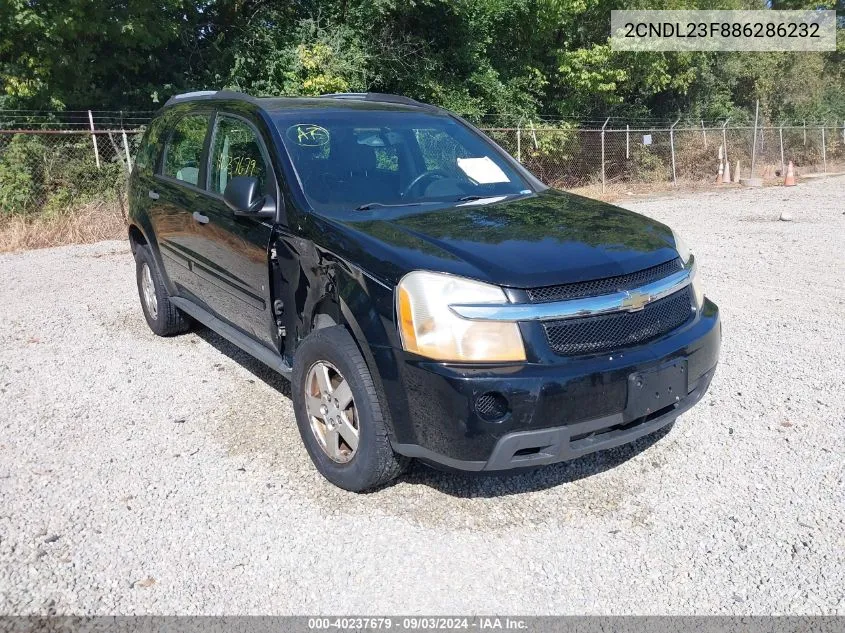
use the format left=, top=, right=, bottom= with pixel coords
left=163, top=114, right=209, bottom=186
left=134, top=118, right=167, bottom=172
left=208, top=116, right=268, bottom=195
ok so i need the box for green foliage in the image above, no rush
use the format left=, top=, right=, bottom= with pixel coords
left=627, top=144, right=671, bottom=183
left=1, top=0, right=841, bottom=227
left=0, top=0, right=843, bottom=125
left=0, top=135, right=38, bottom=214
left=222, top=16, right=370, bottom=97
left=0, top=0, right=196, bottom=108
left=556, top=46, right=627, bottom=114
left=0, top=134, right=123, bottom=217
left=523, top=123, right=581, bottom=163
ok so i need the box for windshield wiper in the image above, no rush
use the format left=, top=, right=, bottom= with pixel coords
left=457, top=194, right=518, bottom=202
left=457, top=192, right=533, bottom=203
left=355, top=201, right=427, bottom=211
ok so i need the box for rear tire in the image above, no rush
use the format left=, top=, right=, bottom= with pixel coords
left=134, top=245, right=191, bottom=337
left=292, top=326, right=409, bottom=492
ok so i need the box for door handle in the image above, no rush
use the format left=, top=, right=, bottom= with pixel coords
left=192, top=211, right=210, bottom=224
left=148, top=190, right=160, bottom=200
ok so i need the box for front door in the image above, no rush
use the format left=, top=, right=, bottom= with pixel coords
left=187, top=112, right=276, bottom=346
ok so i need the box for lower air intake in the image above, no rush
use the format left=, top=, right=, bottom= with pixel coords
left=474, top=392, right=509, bottom=421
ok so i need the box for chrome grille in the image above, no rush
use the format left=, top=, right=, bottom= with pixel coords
left=543, top=286, right=694, bottom=356
left=526, top=258, right=684, bottom=303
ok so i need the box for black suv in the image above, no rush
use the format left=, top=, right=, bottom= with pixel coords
left=128, top=91, right=720, bottom=491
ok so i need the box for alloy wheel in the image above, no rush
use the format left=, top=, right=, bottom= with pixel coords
left=304, top=361, right=359, bottom=463
left=141, top=262, right=158, bottom=320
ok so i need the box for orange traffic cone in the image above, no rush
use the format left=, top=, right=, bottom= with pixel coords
left=733, top=161, right=741, bottom=183
left=722, top=159, right=731, bottom=183
left=784, top=161, right=796, bottom=186
left=716, top=161, right=724, bottom=184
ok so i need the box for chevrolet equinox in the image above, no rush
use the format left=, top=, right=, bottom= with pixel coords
left=127, top=91, right=721, bottom=491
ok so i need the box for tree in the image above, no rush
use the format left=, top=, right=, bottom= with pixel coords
left=0, top=0, right=842, bottom=124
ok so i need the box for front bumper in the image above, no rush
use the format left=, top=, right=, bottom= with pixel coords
left=389, top=298, right=721, bottom=471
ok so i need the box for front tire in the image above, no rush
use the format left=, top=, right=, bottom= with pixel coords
left=134, top=245, right=191, bottom=337
left=292, top=326, right=409, bottom=492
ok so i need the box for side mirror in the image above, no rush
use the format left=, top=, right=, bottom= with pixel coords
left=223, top=176, right=275, bottom=218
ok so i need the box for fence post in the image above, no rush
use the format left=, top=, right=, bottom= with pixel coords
left=821, top=126, right=826, bottom=173
left=701, top=120, right=707, bottom=148
left=670, top=118, right=679, bottom=186
left=88, top=110, right=101, bottom=170
left=516, top=125, right=521, bottom=163
left=803, top=120, right=806, bottom=146
left=751, top=100, right=760, bottom=177
left=121, top=129, right=133, bottom=172
left=601, top=117, right=609, bottom=193
left=779, top=124, right=784, bottom=177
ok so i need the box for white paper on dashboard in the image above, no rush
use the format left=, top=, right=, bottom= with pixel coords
left=456, top=156, right=510, bottom=184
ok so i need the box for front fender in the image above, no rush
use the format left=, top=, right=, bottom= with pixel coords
left=274, top=229, right=412, bottom=444
left=334, top=266, right=412, bottom=445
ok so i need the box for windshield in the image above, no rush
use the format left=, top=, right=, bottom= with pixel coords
left=272, top=110, right=531, bottom=213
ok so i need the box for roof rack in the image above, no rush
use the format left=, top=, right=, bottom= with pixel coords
left=161, top=90, right=440, bottom=112
left=163, top=89, right=257, bottom=108
left=317, top=92, right=436, bottom=110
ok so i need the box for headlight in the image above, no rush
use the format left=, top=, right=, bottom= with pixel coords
left=397, top=271, right=526, bottom=362
left=671, top=229, right=693, bottom=266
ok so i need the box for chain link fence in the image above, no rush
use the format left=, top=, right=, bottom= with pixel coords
left=484, top=123, right=845, bottom=195
left=0, top=129, right=140, bottom=218
left=1, top=111, right=843, bottom=228
left=0, top=122, right=144, bottom=249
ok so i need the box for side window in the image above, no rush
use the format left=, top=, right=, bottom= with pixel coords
left=163, top=114, right=209, bottom=185
left=209, top=116, right=269, bottom=196
left=135, top=118, right=167, bottom=172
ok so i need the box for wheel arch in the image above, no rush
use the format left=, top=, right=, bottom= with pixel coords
left=272, top=235, right=410, bottom=445
left=331, top=268, right=411, bottom=446
left=127, top=220, right=178, bottom=297
left=310, top=296, right=342, bottom=331
left=127, top=223, right=148, bottom=254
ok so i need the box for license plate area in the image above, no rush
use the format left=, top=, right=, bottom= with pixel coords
left=626, top=359, right=688, bottom=419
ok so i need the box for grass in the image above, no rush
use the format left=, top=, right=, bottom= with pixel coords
left=0, top=201, right=126, bottom=253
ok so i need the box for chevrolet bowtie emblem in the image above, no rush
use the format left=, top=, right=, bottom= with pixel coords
left=621, top=290, right=651, bottom=312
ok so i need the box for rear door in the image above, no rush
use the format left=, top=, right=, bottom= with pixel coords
left=147, top=111, right=213, bottom=300
left=186, top=111, right=276, bottom=346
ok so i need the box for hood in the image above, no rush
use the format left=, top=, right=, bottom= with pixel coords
left=319, top=190, right=680, bottom=288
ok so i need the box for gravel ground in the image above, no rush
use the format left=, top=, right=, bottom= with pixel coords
left=0, top=177, right=843, bottom=615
